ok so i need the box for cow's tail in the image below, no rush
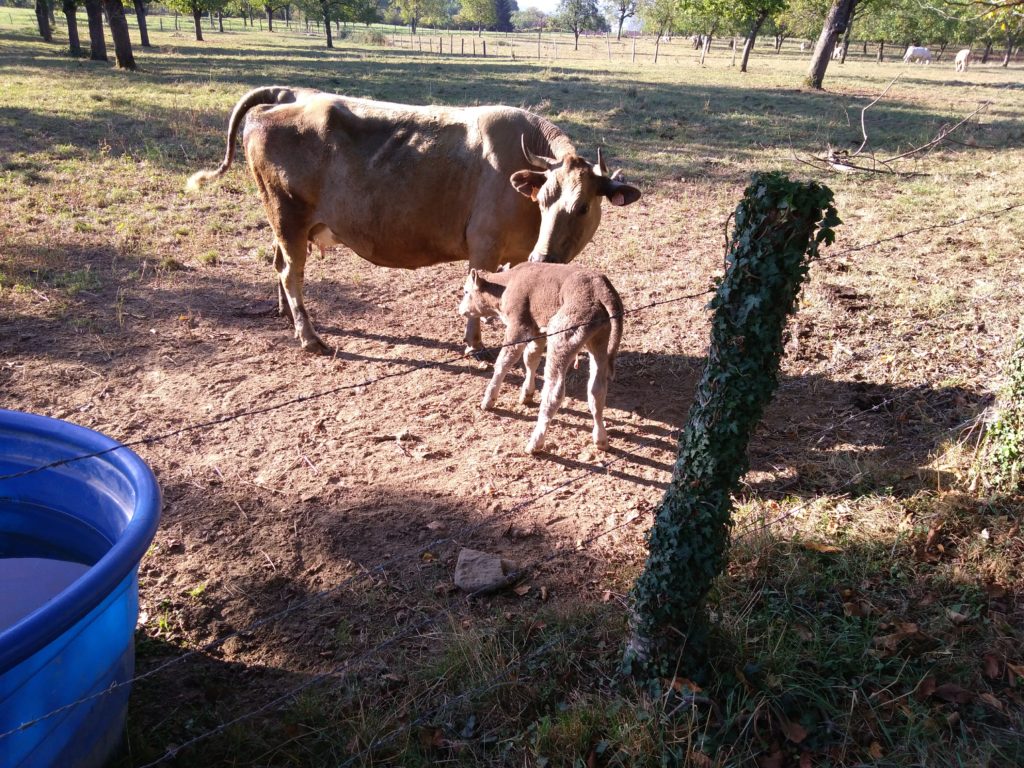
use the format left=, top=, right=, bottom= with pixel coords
left=186, top=86, right=296, bottom=192
left=601, top=284, right=624, bottom=382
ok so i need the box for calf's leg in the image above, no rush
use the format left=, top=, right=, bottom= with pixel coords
left=526, top=335, right=579, bottom=454
left=520, top=340, right=545, bottom=405
left=482, top=342, right=527, bottom=410
left=585, top=345, right=610, bottom=450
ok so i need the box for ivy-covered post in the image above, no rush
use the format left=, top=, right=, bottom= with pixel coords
left=973, top=323, right=1024, bottom=493
left=623, top=172, right=839, bottom=681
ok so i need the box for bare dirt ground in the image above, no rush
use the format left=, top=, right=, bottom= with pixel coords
left=3, top=19, right=1024, bottom=765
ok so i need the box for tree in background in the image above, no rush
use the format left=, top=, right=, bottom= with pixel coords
left=496, top=0, right=516, bottom=30
left=735, top=0, right=788, bottom=71
left=104, top=0, right=136, bottom=67
left=460, top=0, right=497, bottom=31
left=35, top=0, right=53, bottom=41
left=774, top=0, right=828, bottom=41
left=263, top=0, right=288, bottom=30
left=167, top=0, right=226, bottom=39
left=511, top=6, right=547, bottom=27
left=133, top=0, right=151, bottom=46
left=295, top=0, right=357, bottom=45
left=805, top=0, right=857, bottom=88
left=556, top=0, right=604, bottom=47
left=637, top=0, right=676, bottom=44
left=62, top=0, right=81, bottom=54
left=394, top=0, right=445, bottom=32
left=602, top=0, right=636, bottom=39
left=83, top=0, right=108, bottom=59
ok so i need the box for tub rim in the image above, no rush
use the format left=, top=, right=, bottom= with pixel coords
left=0, top=408, right=161, bottom=673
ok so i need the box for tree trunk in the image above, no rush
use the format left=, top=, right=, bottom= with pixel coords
left=265, top=4, right=273, bottom=31
left=805, top=0, right=857, bottom=89
left=981, top=40, right=991, bottom=63
left=839, top=21, right=852, bottom=63
left=64, top=0, right=81, bottom=54
left=84, top=0, right=108, bottom=59
left=877, top=39, right=884, bottom=62
left=936, top=41, right=946, bottom=60
left=1003, top=35, right=1013, bottom=67
left=133, top=0, right=150, bottom=46
left=861, top=38, right=866, bottom=54
left=35, top=0, right=53, bottom=42
left=739, top=11, right=767, bottom=73
left=104, top=0, right=136, bottom=68
left=193, top=8, right=203, bottom=39
left=322, top=1, right=332, bottom=47
left=217, top=10, right=223, bottom=31
left=574, top=29, right=579, bottom=50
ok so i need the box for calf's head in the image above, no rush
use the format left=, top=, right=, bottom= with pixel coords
left=458, top=269, right=504, bottom=320
left=510, top=139, right=641, bottom=264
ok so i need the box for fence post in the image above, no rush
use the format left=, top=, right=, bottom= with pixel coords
left=731, top=37, right=737, bottom=66
left=623, top=172, right=840, bottom=682
left=606, top=31, right=611, bottom=60
left=472, top=38, right=476, bottom=55
left=461, top=37, right=464, bottom=55
left=482, top=39, right=486, bottom=56
left=632, top=35, right=636, bottom=63
left=537, top=29, right=541, bottom=59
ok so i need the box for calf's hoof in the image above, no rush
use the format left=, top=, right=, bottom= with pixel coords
left=481, top=395, right=497, bottom=411
left=518, top=391, right=535, bottom=406
left=526, top=435, right=545, bottom=454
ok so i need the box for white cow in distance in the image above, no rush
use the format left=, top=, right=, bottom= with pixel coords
left=904, top=45, right=932, bottom=64
left=955, top=48, right=972, bottom=72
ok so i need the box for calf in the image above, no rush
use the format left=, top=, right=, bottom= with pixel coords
left=955, top=48, right=972, bottom=72
left=458, top=263, right=623, bottom=454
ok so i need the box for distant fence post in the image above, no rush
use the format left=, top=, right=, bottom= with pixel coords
left=537, top=29, right=541, bottom=59
left=632, top=35, right=636, bottom=62
left=606, top=31, right=611, bottom=60
left=159, top=16, right=162, bottom=30
left=700, top=35, right=709, bottom=64
left=731, top=37, right=737, bottom=66
left=482, top=39, right=486, bottom=56
left=553, top=40, right=557, bottom=59
left=461, top=37, right=464, bottom=55
left=472, top=38, right=476, bottom=55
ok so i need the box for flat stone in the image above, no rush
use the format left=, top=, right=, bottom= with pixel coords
left=453, top=548, right=515, bottom=594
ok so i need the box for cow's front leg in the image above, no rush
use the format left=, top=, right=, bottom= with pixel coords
left=278, top=233, right=329, bottom=354
left=464, top=315, right=483, bottom=356
left=482, top=342, right=526, bottom=410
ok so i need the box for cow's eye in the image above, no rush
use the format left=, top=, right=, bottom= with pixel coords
left=576, top=204, right=589, bottom=217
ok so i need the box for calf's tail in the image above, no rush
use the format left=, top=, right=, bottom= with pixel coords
left=601, top=286, right=624, bottom=381
left=186, top=86, right=297, bottom=192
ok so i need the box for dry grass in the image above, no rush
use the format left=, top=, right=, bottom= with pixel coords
left=2, top=8, right=1024, bottom=766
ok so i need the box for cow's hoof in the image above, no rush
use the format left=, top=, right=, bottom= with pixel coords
left=466, top=346, right=497, bottom=365
left=518, top=392, right=535, bottom=406
left=526, top=437, right=544, bottom=454
left=594, top=437, right=609, bottom=451
left=481, top=396, right=496, bottom=411
left=301, top=337, right=331, bottom=355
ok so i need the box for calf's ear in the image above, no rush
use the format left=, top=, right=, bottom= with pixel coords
left=600, top=177, right=642, bottom=207
left=510, top=170, right=547, bottom=202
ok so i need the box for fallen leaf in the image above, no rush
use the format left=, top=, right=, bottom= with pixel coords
left=418, top=727, right=445, bottom=750
left=513, top=584, right=531, bottom=597
left=779, top=716, right=808, bottom=744
left=1007, top=662, right=1024, bottom=685
left=983, top=653, right=1002, bottom=680
left=946, top=607, right=970, bottom=625
left=793, top=623, right=814, bottom=641
left=873, top=622, right=923, bottom=654
left=758, top=747, right=784, bottom=768
left=932, top=682, right=975, bottom=704
left=669, top=677, right=703, bottom=694
left=979, top=692, right=1003, bottom=712
left=601, top=590, right=613, bottom=602
left=869, top=741, right=884, bottom=759
left=915, top=676, right=937, bottom=702
left=690, top=751, right=712, bottom=768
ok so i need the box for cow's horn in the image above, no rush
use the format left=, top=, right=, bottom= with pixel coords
left=521, top=135, right=558, bottom=170
left=595, top=147, right=609, bottom=176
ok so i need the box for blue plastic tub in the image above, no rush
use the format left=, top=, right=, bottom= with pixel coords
left=0, top=409, right=161, bottom=768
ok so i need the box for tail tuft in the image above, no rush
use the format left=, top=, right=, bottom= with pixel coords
left=186, top=167, right=224, bottom=193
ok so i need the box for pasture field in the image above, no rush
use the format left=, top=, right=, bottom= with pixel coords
left=2, top=8, right=1024, bottom=766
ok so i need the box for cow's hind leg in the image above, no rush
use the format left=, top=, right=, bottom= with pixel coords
left=273, top=242, right=293, bottom=321
left=482, top=341, right=527, bottom=410
left=277, top=231, right=329, bottom=354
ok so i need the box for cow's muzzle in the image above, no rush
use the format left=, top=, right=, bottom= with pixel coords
left=528, top=251, right=563, bottom=264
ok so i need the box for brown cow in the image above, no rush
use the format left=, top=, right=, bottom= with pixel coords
left=187, top=87, right=641, bottom=354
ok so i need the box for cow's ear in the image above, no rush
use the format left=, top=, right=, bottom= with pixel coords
left=510, top=170, right=547, bottom=202
left=600, top=178, right=642, bottom=207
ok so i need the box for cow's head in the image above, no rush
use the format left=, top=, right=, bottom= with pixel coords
left=510, top=138, right=641, bottom=264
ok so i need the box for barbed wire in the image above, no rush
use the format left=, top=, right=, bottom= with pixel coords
left=4, top=197, right=1021, bottom=484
